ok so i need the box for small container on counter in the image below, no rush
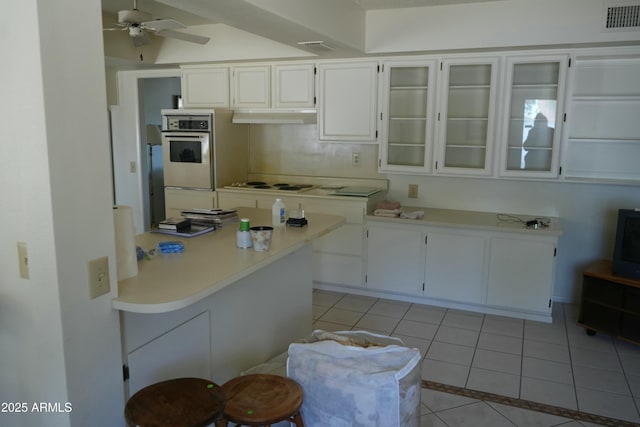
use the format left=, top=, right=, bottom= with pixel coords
left=236, top=218, right=253, bottom=248
left=272, top=198, right=286, bottom=227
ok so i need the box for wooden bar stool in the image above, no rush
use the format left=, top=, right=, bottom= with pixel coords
left=124, top=377, right=226, bottom=427
left=219, top=374, right=304, bottom=427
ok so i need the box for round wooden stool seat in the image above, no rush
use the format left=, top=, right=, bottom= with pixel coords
left=124, top=377, right=226, bottom=427
left=219, top=374, right=304, bottom=426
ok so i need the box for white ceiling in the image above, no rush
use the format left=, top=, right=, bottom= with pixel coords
left=101, top=0, right=500, bottom=25
left=101, top=0, right=504, bottom=63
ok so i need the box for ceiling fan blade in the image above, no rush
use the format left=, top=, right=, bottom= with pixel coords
left=157, top=30, right=210, bottom=45
left=141, top=19, right=185, bottom=32
left=132, top=33, right=150, bottom=47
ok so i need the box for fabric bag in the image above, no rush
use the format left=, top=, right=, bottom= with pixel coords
left=287, top=330, right=422, bottom=427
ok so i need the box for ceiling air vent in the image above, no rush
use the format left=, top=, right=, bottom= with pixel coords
left=297, top=41, right=333, bottom=52
left=603, top=1, right=640, bottom=31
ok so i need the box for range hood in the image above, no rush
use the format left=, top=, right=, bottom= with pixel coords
left=232, top=110, right=317, bottom=125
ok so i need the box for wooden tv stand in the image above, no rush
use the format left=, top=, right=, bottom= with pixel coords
left=578, top=260, right=640, bottom=344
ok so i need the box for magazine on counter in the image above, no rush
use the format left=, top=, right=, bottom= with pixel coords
left=151, top=224, right=215, bottom=237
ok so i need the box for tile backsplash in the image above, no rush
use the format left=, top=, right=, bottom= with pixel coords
left=248, top=124, right=383, bottom=179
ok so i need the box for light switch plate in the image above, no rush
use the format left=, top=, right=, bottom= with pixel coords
left=88, top=256, right=110, bottom=299
left=408, top=184, right=418, bottom=199
left=17, top=242, right=29, bottom=279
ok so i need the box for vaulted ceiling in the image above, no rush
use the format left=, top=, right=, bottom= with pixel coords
left=101, top=0, right=505, bottom=63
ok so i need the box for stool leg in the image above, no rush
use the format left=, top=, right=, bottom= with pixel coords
left=291, top=411, right=305, bottom=427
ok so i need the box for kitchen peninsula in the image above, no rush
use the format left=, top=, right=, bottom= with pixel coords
left=114, top=207, right=344, bottom=397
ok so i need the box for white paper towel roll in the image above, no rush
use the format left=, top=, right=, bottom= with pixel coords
left=113, top=205, right=138, bottom=281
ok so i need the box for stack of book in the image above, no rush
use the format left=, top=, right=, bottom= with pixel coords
left=158, top=217, right=191, bottom=231
left=154, top=217, right=215, bottom=237
left=180, top=209, right=239, bottom=227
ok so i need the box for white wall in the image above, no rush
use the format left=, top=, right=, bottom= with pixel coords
left=111, top=69, right=180, bottom=233
left=366, top=0, right=640, bottom=54
left=0, top=0, right=124, bottom=426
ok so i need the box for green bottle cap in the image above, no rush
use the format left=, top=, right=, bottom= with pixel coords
left=239, top=218, right=250, bottom=231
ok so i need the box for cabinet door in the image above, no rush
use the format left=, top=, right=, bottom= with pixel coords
left=217, top=192, right=257, bottom=210
left=500, top=55, right=568, bottom=178
left=127, top=312, right=211, bottom=397
left=487, top=236, right=556, bottom=314
left=181, top=66, right=230, bottom=108
left=379, top=60, right=437, bottom=173
left=317, top=61, right=378, bottom=142
left=424, top=230, right=487, bottom=304
left=164, top=188, right=216, bottom=219
left=366, top=223, right=424, bottom=295
left=436, top=58, right=498, bottom=176
left=232, top=65, right=271, bottom=109
left=273, top=63, right=315, bottom=109
left=562, top=54, right=640, bottom=182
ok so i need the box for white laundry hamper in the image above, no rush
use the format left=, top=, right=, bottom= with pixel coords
left=286, top=330, right=422, bottom=427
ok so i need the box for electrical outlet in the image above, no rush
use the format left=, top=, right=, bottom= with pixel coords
left=352, top=152, right=361, bottom=166
left=88, top=256, right=110, bottom=299
left=17, top=242, right=29, bottom=279
left=408, top=184, right=418, bottom=199
left=129, top=161, right=137, bottom=173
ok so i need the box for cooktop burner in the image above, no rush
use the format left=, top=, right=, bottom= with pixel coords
left=225, top=181, right=317, bottom=193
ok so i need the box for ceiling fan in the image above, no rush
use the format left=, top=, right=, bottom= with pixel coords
left=104, top=0, right=210, bottom=47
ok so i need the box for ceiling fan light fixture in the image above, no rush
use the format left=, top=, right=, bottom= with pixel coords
left=129, top=26, right=144, bottom=37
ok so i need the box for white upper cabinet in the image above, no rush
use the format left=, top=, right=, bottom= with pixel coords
left=499, top=55, right=568, bottom=178
left=272, top=63, right=315, bottom=109
left=231, top=63, right=315, bottom=110
left=232, top=65, right=271, bottom=109
left=317, top=61, right=379, bottom=142
left=562, top=53, right=640, bottom=182
left=379, top=59, right=437, bottom=173
left=435, top=58, right=499, bottom=176
left=181, top=65, right=230, bottom=108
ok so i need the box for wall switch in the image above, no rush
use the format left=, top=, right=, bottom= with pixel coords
left=17, top=242, right=29, bottom=279
left=352, top=152, right=361, bottom=166
left=129, top=161, right=137, bottom=173
left=88, top=256, right=110, bottom=299
left=408, top=184, right=418, bottom=199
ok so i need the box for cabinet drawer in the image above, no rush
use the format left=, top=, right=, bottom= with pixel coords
left=621, top=313, right=640, bottom=342
left=579, top=301, right=621, bottom=332
left=624, top=287, right=640, bottom=315
left=300, top=200, right=364, bottom=224
left=582, top=276, right=624, bottom=307
left=313, top=224, right=363, bottom=256
left=313, top=253, right=363, bottom=287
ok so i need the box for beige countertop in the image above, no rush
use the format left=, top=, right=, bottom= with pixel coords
left=367, top=207, right=562, bottom=236
left=113, top=207, right=345, bottom=314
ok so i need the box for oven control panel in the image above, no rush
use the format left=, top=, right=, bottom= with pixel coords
left=162, top=114, right=211, bottom=132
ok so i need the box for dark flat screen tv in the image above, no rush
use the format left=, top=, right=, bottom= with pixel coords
left=612, top=208, right=640, bottom=280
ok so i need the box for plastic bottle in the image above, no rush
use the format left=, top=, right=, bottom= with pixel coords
left=236, top=218, right=252, bottom=248
left=272, top=198, right=286, bottom=226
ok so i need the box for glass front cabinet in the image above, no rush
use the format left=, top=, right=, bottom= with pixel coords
left=500, top=55, right=568, bottom=178
left=435, top=58, right=499, bottom=176
left=379, top=60, right=437, bottom=173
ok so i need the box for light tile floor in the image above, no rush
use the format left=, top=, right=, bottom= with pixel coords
left=312, top=289, right=640, bottom=426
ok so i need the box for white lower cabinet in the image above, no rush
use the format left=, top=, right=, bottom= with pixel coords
left=424, top=230, right=487, bottom=304
left=216, top=190, right=377, bottom=288
left=300, top=199, right=367, bottom=288
left=367, top=223, right=425, bottom=295
left=125, top=311, right=211, bottom=397
left=487, top=235, right=556, bottom=314
left=366, top=219, right=558, bottom=321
